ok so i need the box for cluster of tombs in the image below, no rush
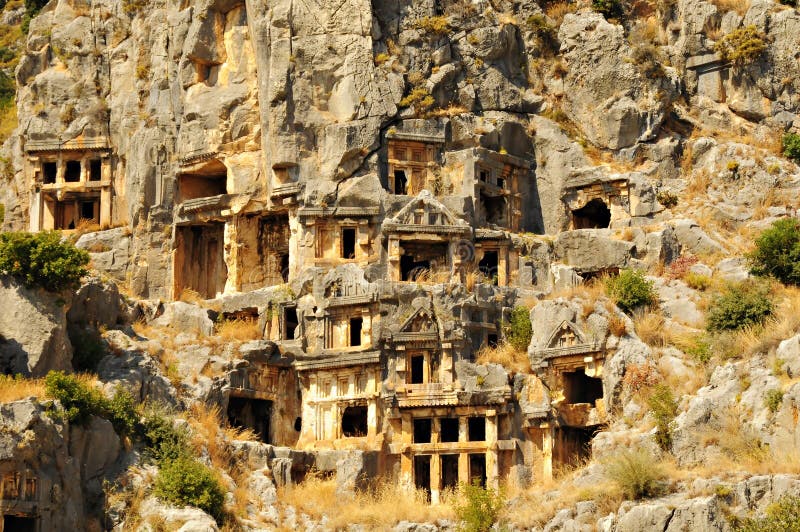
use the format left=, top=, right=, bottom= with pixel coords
left=19, top=119, right=635, bottom=499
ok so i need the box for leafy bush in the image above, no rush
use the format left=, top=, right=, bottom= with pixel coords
left=142, top=408, right=190, bottom=464
left=648, top=384, right=678, bottom=451
left=738, top=495, right=800, bottom=532
left=154, top=456, right=225, bottom=523
left=593, top=0, right=623, bottom=18
left=764, top=388, right=784, bottom=413
left=106, top=387, right=139, bottom=438
left=706, top=281, right=773, bottom=332
left=604, top=448, right=665, bottom=500
left=454, top=481, right=505, bottom=532
left=715, top=26, right=767, bottom=67
left=606, top=269, right=657, bottom=314
left=0, top=231, right=89, bottom=291
left=502, top=306, right=532, bottom=352
left=748, top=218, right=800, bottom=285
left=783, top=133, right=800, bottom=163
left=684, top=272, right=711, bottom=291
left=44, top=371, right=107, bottom=425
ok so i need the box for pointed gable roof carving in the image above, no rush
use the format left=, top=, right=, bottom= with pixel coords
left=383, top=190, right=471, bottom=235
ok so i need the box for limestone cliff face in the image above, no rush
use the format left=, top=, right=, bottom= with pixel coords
left=4, top=0, right=800, bottom=299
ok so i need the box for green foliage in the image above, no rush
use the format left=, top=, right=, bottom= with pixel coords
left=647, top=384, right=678, bottom=451
left=737, top=495, right=800, bottom=532
left=605, top=269, right=657, bottom=314
left=706, top=281, right=773, bottom=332
left=604, top=448, right=665, bottom=500
left=142, top=408, right=190, bottom=464
left=526, top=14, right=558, bottom=52
left=592, top=0, right=623, bottom=18
left=684, top=272, right=711, bottom=291
left=68, top=325, right=106, bottom=372
left=0, top=231, right=89, bottom=291
left=503, top=306, right=532, bottom=352
left=154, top=456, right=225, bottom=523
left=44, top=371, right=106, bottom=425
left=0, top=203, right=4, bottom=225
left=748, top=218, right=800, bottom=285
left=0, top=71, right=13, bottom=108
left=683, top=335, right=712, bottom=364
left=454, top=481, right=505, bottom=532
left=781, top=133, right=800, bottom=163
left=764, top=388, right=784, bottom=413
left=106, top=387, right=138, bottom=438
left=715, top=26, right=767, bottom=67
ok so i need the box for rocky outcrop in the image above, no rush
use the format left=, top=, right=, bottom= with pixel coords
left=0, top=276, right=73, bottom=376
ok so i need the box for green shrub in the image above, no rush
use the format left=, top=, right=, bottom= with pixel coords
left=142, top=408, right=190, bottom=464
left=647, top=384, right=678, bottom=451
left=154, top=456, right=225, bottom=523
left=706, top=281, right=773, bottom=332
left=44, top=371, right=106, bottom=425
left=526, top=14, right=558, bottom=52
left=748, top=218, right=800, bottom=285
left=604, top=448, right=665, bottom=500
left=764, top=388, right=784, bottom=413
left=783, top=133, right=800, bottom=163
left=106, top=387, right=139, bottom=438
left=454, top=481, right=505, bottom=532
left=606, top=269, right=657, bottom=314
left=593, top=0, right=623, bottom=18
left=0, top=231, right=89, bottom=291
left=683, top=335, right=712, bottom=364
left=738, top=495, right=800, bottom=532
left=715, top=26, right=767, bottom=67
left=502, top=306, right=532, bottom=352
left=399, top=86, right=435, bottom=116
left=68, top=325, right=107, bottom=372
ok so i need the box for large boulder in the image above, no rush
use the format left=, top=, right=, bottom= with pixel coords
left=553, top=230, right=635, bottom=273
left=0, top=277, right=73, bottom=376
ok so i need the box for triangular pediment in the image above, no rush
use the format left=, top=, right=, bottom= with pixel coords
left=400, top=307, right=438, bottom=334
left=545, top=320, right=587, bottom=349
left=386, top=190, right=468, bottom=228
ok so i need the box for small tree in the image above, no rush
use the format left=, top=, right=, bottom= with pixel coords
left=783, top=133, right=800, bottom=163
left=154, top=456, right=225, bottom=523
left=455, top=481, right=505, bottom=532
left=706, top=281, right=773, bottom=332
left=44, top=371, right=107, bottom=425
left=605, top=269, right=657, bottom=314
left=648, top=384, right=678, bottom=451
left=0, top=231, right=89, bottom=291
left=502, top=306, right=532, bottom=352
left=748, top=218, right=800, bottom=285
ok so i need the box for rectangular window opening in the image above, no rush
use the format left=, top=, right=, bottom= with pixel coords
left=440, top=418, right=459, bottom=443
left=64, top=160, right=81, bottom=182
left=469, top=454, right=487, bottom=487
left=410, top=354, right=425, bottom=384
left=413, top=418, right=432, bottom=443
left=349, top=317, right=363, bottom=347
left=468, top=417, right=486, bottom=442
left=341, top=405, right=368, bottom=437
left=441, top=454, right=459, bottom=491
left=394, top=170, right=408, bottom=194
left=89, top=159, right=102, bottom=181
left=342, top=227, right=356, bottom=259
left=43, top=162, right=57, bottom=184
left=283, top=306, right=298, bottom=340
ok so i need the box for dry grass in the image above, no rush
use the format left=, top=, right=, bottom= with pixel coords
left=0, top=103, right=17, bottom=146
left=545, top=1, right=577, bottom=26
left=216, top=318, right=262, bottom=342
left=0, top=375, right=45, bottom=402
left=634, top=310, right=675, bottom=347
left=710, top=0, right=751, bottom=16
left=476, top=341, right=531, bottom=374
left=179, top=288, right=206, bottom=304
left=278, top=475, right=455, bottom=529
left=427, top=104, right=469, bottom=118
left=608, top=314, right=628, bottom=337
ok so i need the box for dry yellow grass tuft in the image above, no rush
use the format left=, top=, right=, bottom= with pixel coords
left=633, top=310, right=674, bottom=347
left=216, top=318, right=262, bottom=342
left=278, top=475, right=455, bottom=528
left=545, top=1, right=577, bottom=26
left=476, top=342, right=531, bottom=374
left=608, top=313, right=628, bottom=337
left=0, top=375, right=45, bottom=402
left=710, top=0, right=751, bottom=16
